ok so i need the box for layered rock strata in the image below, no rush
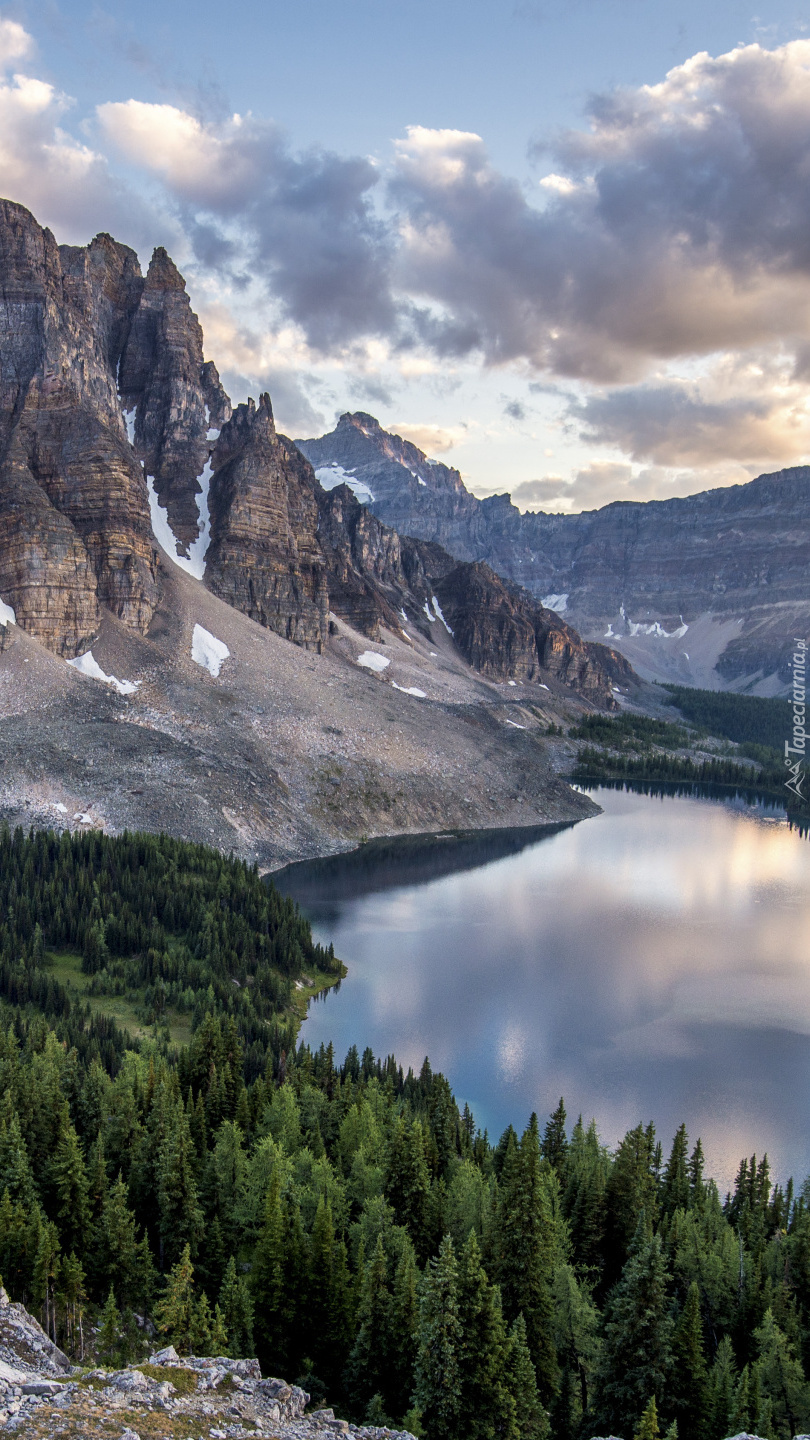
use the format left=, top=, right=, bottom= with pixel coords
left=119, top=246, right=230, bottom=550
left=316, top=486, right=629, bottom=704
left=298, top=413, right=810, bottom=688
left=206, top=395, right=330, bottom=652
left=0, top=201, right=159, bottom=653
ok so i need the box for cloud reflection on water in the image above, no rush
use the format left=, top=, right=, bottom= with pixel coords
left=296, top=789, right=810, bottom=1188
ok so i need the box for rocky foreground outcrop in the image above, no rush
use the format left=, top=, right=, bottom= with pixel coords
left=298, top=412, right=810, bottom=690
left=0, top=199, right=625, bottom=704
left=0, top=1292, right=415, bottom=1439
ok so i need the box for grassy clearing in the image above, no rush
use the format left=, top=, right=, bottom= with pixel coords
left=45, top=950, right=193, bottom=1047
left=288, top=963, right=347, bottom=1026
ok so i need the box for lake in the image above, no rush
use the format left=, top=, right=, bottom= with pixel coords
left=274, top=787, right=810, bottom=1190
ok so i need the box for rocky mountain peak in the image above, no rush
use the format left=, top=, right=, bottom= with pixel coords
left=144, top=244, right=187, bottom=292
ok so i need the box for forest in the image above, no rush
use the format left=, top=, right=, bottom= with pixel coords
left=0, top=825, right=809, bottom=1440
left=570, top=690, right=809, bottom=828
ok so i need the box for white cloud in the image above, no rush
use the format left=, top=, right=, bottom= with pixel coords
left=0, top=19, right=33, bottom=69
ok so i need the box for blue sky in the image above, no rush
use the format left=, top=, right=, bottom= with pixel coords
left=6, top=0, right=810, bottom=508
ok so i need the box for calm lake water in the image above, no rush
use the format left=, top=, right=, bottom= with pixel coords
left=275, top=788, right=810, bottom=1190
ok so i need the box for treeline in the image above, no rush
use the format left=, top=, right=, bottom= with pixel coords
left=569, top=713, right=690, bottom=753
left=572, top=746, right=768, bottom=789
left=663, top=685, right=792, bottom=751
left=0, top=825, right=340, bottom=1079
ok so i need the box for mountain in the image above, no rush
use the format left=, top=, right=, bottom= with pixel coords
left=298, top=412, right=810, bottom=694
left=0, top=198, right=628, bottom=860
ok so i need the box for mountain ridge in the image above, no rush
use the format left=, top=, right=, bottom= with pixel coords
left=298, top=412, right=810, bottom=694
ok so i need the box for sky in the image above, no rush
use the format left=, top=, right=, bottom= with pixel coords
left=5, top=0, right=810, bottom=510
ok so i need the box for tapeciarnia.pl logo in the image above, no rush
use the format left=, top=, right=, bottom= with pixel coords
left=785, top=637, right=807, bottom=800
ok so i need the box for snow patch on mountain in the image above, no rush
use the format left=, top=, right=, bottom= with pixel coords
left=315, top=464, right=375, bottom=505
left=357, top=651, right=390, bottom=672
left=67, top=651, right=139, bottom=695
left=191, top=625, right=230, bottom=677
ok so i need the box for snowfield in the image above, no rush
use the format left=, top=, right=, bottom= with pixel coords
left=356, top=651, right=390, bottom=673
left=191, top=624, right=230, bottom=677
left=66, top=651, right=139, bottom=695
left=315, top=464, right=375, bottom=505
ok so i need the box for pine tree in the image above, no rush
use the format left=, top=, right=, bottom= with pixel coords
left=456, top=1232, right=515, bottom=1440
left=669, top=1282, right=709, bottom=1440
left=391, top=1242, right=420, bottom=1420
left=155, top=1243, right=195, bottom=1352
left=218, top=1256, right=254, bottom=1357
left=50, top=1107, right=90, bottom=1259
left=492, top=1117, right=559, bottom=1400
left=189, top=1291, right=213, bottom=1355
left=250, top=1174, right=285, bottom=1367
left=708, top=1334, right=738, bottom=1440
left=415, top=1235, right=463, bottom=1440
left=661, top=1126, right=690, bottom=1219
left=603, top=1124, right=659, bottom=1286
left=344, top=1236, right=394, bottom=1418
left=754, top=1307, right=810, bottom=1440
left=157, top=1099, right=203, bottom=1266
left=58, top=1252, right=87, bottom=1361
left=97, top=1287, right=123, bottom=1366
left=562, top=1118, right=608, bottom=1281
left=635, top=1397, right=660, bottom=1440
left=506, top=1312, right=548, bottom=1440
left=597, top=1227, right=673, bottom=1436
left=385, top=1117, right=433, bottom=1260
left=542, top=1099, right=568, bottom=1177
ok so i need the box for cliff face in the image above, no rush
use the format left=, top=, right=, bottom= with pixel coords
left=298, top=413, right=810, bottom=690
left=119, top=247, right=231, bottom=551
left=315, top=486, right=626, bottom=705
left=205, top=396, right=329, bottom=652
left=0, top=202, right=159, bottom=655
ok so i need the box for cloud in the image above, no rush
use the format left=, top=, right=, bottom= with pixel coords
left=511, top=460, right=749, bottom=514
left=389, top=44, right=810, bottom=379
left=391, top=422, right=463, bottom=454
left=0, top=19, right=33, bottom=68
left=98, top=100, right=396, bottom=351
left=504, top=400, right=526, bottom=421
left=573, top=352, right=810, bottom=467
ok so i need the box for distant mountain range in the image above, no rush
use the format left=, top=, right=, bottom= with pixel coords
left=298, top=413, right=810, bottom=695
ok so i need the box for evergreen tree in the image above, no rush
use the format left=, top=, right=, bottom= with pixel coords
left=492, top=1117, right=559, bottom=1399
left=189, top=1291, right=214, bottom=1354
left=415, top=1235, right=463, bottom=1440
left=456, top=1232, right=515, bottom=1440
left=344, top=1236, right=394, bottom=1418
left=542, top=1099, right=568, bottom=1177
left=506, top=1312, right=548, bottom=1440
left=218, top=1256, right=254, bottom=1357
left=708, top=1336, right=738, bottom=1440
left=155, top=1243, right=195, bottom=1352
left=635, top=1396, right=661, bottom=1440
left=669, top=1282, right=709, bottom=1440
left=157, top=1100, right=204, bottom=1266
left=661, top=1126, right=690, bottom=1219
left=50, top=1107, right=90, bottom=1258
left=754, top=1308, right=810, bottom=1440
left=97, top=1287, right=123, bottom=1366
left=597, top=1227, right=673, bottom=1436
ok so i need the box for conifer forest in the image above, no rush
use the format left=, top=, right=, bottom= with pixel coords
left=1, top=825, right=809, bottom=1440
